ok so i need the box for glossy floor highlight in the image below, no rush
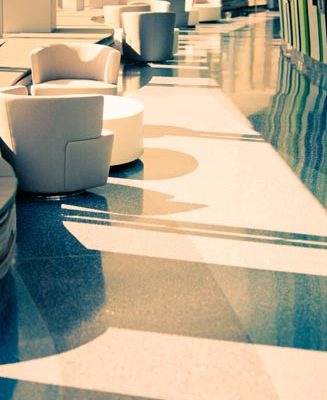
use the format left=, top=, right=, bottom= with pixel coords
left=0, top=12, right=326, bottom=400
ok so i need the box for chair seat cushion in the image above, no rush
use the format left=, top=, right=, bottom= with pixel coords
left=31, top=79, right=118, bottom=96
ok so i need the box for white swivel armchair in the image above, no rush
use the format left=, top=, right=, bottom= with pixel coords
left=122, top=11, right=176, bottom=62
left=30, top=42, right=121, bottom=96
left=0, top=86, right=113, bottom=195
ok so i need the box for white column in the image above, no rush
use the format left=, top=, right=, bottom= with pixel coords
left=3, top=0, right=57, bottom=33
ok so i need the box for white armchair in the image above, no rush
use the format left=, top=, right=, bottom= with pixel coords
left=0, top=86, right=113, bottom=195
left=30, top=42, right=121, bottom=96
left=122, top=11, right=176, bottom=62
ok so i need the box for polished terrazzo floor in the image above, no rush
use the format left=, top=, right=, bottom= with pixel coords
left=0, top=11, right=327, bottom=400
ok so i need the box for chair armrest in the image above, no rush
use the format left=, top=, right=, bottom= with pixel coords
left=104, top=47, right=121, bottom=84
left=30, top=47, right=50, bottom=84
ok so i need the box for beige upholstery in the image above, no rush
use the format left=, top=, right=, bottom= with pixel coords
left=122, top=12, right=176, bottom=62
left=30, top=42, right=121, bottom=96
left=104, top=1, right=170, bottom=28
left=0, top=86, right=114, bottom=194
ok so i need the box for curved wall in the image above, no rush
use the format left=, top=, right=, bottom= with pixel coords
left=278, top=0, right=327, bottom=63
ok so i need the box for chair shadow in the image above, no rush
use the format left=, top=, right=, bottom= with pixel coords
left=143, top=124, right=264, bottom=142
left=0, top=185, right=206, bottom=365
left=0, top=377, right=141, bottom=400
left=65, top=187, right=327, bottom=250
left=0, top=193, right=110, bottom=365
left=91, top=182, right=206, bottom=216
left=110, top=147, right=199, bottom=180
left=0, top=183, right=326, bottom=370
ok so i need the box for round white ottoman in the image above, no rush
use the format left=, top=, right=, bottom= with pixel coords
left=102, top=95, right=144, bottom=166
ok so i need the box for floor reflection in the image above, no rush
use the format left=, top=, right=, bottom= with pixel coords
left=250, top=53, right=327, bottom=208
left=0, top=377, right=155, bottom=400
left=0, top=11, right=326, bottom=400
left=0, top=194, right=110, bottom=364
left=100, top=252, right=327, bottom=351
left=91, top=183, right=205, bottom=215
left=143, top=124, right=263, bottom=141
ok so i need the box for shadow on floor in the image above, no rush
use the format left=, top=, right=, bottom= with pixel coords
left=0, top=377, right=157, bottom=400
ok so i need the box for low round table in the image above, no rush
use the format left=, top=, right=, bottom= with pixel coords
left=102, top=95, right=144, bottom=166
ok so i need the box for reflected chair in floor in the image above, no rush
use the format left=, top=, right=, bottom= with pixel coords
left=30, top=42, right=121, bottom=96
left=0, top=86, right=114, bottom=195
left=122, top=11, right=176, bottom=62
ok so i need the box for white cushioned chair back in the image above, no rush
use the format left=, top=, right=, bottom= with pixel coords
left=122, top=12, right=176, bottom=61
left=0, top=92, right=104, bottom=190
left=31, top=43, right=121, bottom=85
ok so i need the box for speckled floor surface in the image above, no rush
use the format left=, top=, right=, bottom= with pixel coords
left=0, top=11, right=326, bottom=400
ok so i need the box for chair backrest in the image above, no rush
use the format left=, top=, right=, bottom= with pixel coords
left=122, top=12, right=176, bottom=61
left=30, top=43, right=121, bottom=85
left=0, top=89, right=104, bottom=184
